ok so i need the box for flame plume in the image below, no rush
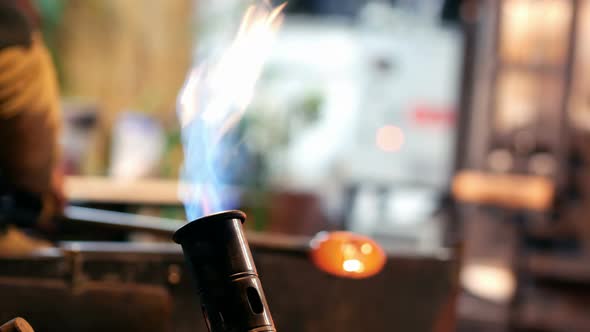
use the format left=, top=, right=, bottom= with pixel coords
left=177, top=2, right=286, bottom=219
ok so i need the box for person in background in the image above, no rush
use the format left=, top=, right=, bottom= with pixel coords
left=0, top=0, right=64, bottom=254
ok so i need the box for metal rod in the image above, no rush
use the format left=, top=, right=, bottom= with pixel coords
left=63, top=205, right=183, bottom=236
left=62, top=205, right=311, bottom=252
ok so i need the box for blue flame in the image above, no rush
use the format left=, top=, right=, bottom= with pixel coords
left=179, top=118, right=226, bottom=219
left=176, top=67, right=241, bottom=220
left=176, top=3, right=286, bottom=220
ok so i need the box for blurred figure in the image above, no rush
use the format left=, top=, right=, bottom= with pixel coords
left=0, top=0, right=63, bottom=254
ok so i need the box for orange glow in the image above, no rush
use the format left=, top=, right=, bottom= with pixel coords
left=310, top=231, right=386, bottom=279
left=375, top=125, right=404, bottom=152
left=452, top=170, right=554, bottom=210
left=342, top=259, right=364, bottom=273
left=501, top=0, right=571, bottom=64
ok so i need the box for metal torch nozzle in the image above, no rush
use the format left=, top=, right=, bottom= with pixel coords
left=173, top=210, right=275, bottom=332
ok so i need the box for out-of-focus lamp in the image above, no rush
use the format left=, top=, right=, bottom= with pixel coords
left=310, top=231, right=386, bottom=279
left=460, top=263, right=516, bottom=303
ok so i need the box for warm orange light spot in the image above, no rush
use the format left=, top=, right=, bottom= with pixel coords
left=310, top=231, right=386, bottom=279
left=452, top=170, right=554, bottom=210
left=342, top=259, right=364, bottom=273
left=360, top=243, right=373, bottom=255
left=376, top=125, right=404, bottom=152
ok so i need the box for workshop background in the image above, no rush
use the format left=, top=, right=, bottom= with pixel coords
left=2, top=0, right=590, bottom=331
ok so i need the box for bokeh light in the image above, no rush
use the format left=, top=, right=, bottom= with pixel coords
left=375, top=125, right=404, bottom=152
left=461, top=263, right=516, bottom=303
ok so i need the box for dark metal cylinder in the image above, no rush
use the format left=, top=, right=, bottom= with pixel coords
left=173, top=210, right=276, bottom=332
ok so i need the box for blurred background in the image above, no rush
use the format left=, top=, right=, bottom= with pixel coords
left=3, top=0, right=590, bottom=331
left=51, top=0, right=461, bottom=244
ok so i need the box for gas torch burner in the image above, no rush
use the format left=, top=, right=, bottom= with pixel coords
left=173, top=210, right=276, bottom=332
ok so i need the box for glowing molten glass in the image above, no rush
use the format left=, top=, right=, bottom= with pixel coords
left=310, top=231, right=386, bottom=279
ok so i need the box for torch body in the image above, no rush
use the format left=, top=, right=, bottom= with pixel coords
left=173, top=210, right=275, bottom=332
